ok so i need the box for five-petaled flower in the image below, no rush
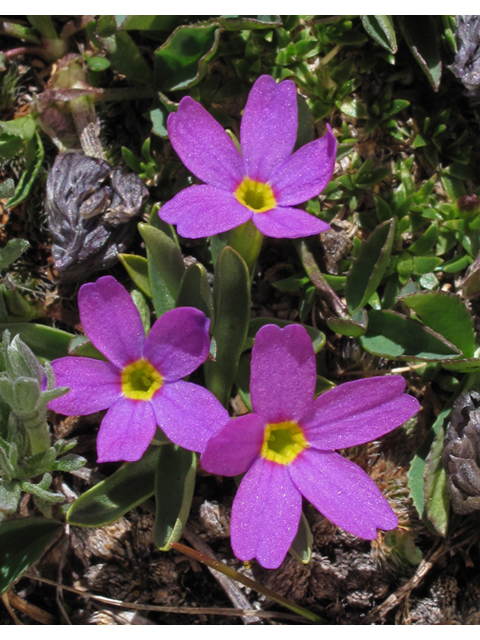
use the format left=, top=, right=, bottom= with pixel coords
left=201, top=324, right=421, bottom=569
left=47, top=276, right=229, bottom=462
left=160, top=74, right=337, bottom=239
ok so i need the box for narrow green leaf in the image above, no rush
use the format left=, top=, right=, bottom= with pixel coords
left=138, top=222, right=185, bottom=317
left=360, top=15, right=398, bottom=54
left=359, top=310, right=461, bottom=361
left=345, top=219, right=395, bottom=314
left=289, top=512, right=313, bottom=564
left=0, top=518, right=62, bottom=595
left=204, top=247, right=250, bottom=407
left=0, top=324, right=73, bottom=361
left=408, top=406, right=450, bottom=524
left=424, top=423, right=449, bottom=536
left=400, top=290, right=475, bottom=357
left=411, top=256, right=443, bottom=275
left=6, top=132, right=45, bottom=209
left=116, top=15, right=180, bottom=31
left=398, top=16, right=442, bottom=91
left=68, top=335, right=106, bottom=360
left=106, top=30, right=154, bottom=85
left=154, top=445, right=196, bottom=551
left=67, top=446, right=162, bottom=527
left=327, top=308, right=368, bottom=337
left=176, top=263, right=214, bottom=319
left=139, top=223, right=185, bottom=300
left=118, top=254, right=152, bottom=298
left=409, top=222, right=438, bottom=255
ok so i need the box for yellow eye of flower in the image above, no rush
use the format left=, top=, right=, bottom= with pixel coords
left=121, top=359, right=163, bottom=400
left=261, top=420, right=308, bottom=465
left=234, top=177, right=277, bottom=213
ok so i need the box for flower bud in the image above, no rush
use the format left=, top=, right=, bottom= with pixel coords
left=46, top=153, right=149, bottom=280
left=442, top=390, right=480, bottom=514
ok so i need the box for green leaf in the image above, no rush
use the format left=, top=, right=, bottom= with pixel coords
left=0, top=239, right=29, bottom=271
left=424, top=422, right=449, bottom=536
left=85, top=55, right=111, bottom=72
left=204, top=247, right=250, bottom=407
left=360, top=15, right=397, bottom=53
left=0, top=116, right=36, bottom=142
left=121, top=146, right=143, bottom=174
left=0, top=518, right=62, bottom=595
left=68, top=335, right=106, bottom=360
left=154, top=445, right=196, bottom=551
left=441, top=357, right=480, bottom=373
left=288, top=512, right=313, bottom=564
left=67, top=446, right=162, bottom=527
left=359, top=310, right=461, bottom=361
left=0, top=324, right=72, bottom=361
left=336, top=96, right=368, bottom=118
left=408, top=406, right=450, bottom=524
left=327, top=308, right=368, bottom=337
left=400, top=290, right=475, bottom=357
left=115, top=15, right=180, bottom=31
left=176, top=263, right=214, bottom=319
left=345, top=219, right=396, bottom=314
left=247, top=318, right=326, bottom=353
left=409, top=222, right=438, bottom=255
left=138, top=222, right=185, bottom=317
left=411, top=256, right=443, bottom=275
left=131, top=289, right=151, bottom=336
left=398, top=16, right=442, bottom=91
left=118, top=254, right=152, bottom=298
left=154, top=24, right=222, bottom=91
left=214, top=16, right=282, bottom=30
left=102, top=28, right=153, bottom=85
left=6, top=132, right=45, bottom=209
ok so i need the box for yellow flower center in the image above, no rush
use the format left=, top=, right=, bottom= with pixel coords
left=234, top=177, right=277, bottom=213
left=261, top=420, right=308, bottom=465
left=121, top=359, right=163, bottom=400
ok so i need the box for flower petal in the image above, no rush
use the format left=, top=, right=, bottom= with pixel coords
left=201, top=413, right=265, bottom=476
left=47, top=357, right=121, bottom=415
left=159, top=185, right=252, bottom=239
left=151, top=380, right=229, bottom=453
left=289, top=449, right=398, bottom=539
left=231, top=458, right=302, bottom=569
left=241, top=75, right=298, bottom=183
left=250, top=324, right=316, bottom=423
left=167, top=96, right=245, bottom=190
left=79, top=276, right=145, bottom=368
left=97, top=397, right=157, bottom=463
left=145, top=307, right=210, bottom=381
left=301, top=376, right=420, bottom=450
left=270, top=125, right=337, bottom=205
left=252, top=206, right=330, bottom=238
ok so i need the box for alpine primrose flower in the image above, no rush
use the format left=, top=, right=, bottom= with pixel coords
left=201, top=324, right=421, bottom=569
left=160, top=75, right=337, bottom=239
left=47, top=276, right=229, bottom=462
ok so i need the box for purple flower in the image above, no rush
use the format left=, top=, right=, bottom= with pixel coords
left=159, top=75, right=337, bottom=239
left=201, top=324, right=420, bottom=569
left=48, top=276, right=229, bottom=463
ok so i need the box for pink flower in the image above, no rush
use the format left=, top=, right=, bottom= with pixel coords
left=160, top=75, right=337, bottom=239
left=201, top=324, right=420, bottom=569
left=48, top=276, right=229, bottom=462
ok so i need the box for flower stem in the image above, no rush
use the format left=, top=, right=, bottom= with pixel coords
left=226, top=220, right=263, bottom=280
